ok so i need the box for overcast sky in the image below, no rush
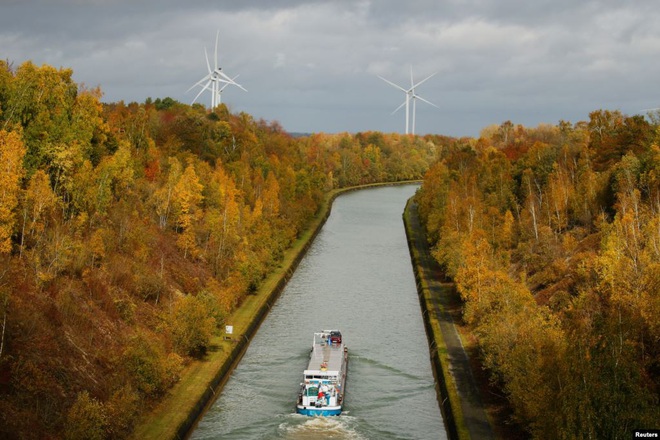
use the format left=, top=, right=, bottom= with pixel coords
left=2, top=0, right=659, bottom=137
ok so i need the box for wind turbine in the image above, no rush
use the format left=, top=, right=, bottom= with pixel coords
left=188, top=30, right=246, bottom=109
left=379, top=66, right=438, bottom=135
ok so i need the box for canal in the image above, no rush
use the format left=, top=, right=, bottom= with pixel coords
left=191, top=185, right=447, bottom=439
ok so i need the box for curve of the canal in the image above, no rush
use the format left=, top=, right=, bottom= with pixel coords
left=191, top=184, right=448, bottom=440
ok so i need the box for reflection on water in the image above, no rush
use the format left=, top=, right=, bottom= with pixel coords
left=192, top=185, right=446, bottom=440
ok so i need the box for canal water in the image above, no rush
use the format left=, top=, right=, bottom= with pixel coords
left=191, top=185, right=447, bottom=440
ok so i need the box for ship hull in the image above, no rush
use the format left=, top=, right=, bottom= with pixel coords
left=296, top=406, right=342, bottom=416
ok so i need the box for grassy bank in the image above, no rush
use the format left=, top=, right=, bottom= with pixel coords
left=131, top=181, right=420, bottom=439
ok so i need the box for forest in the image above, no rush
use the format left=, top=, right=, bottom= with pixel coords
left=2, top=59, right=658, bottom=440
left=416, top=115, right=660, bottom=438
left=0, top=61, right=442, bottom=439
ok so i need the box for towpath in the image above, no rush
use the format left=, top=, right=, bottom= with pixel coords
left=406, top=201, right=495, bottom=440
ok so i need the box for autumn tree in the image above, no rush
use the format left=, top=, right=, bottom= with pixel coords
left=122, top=332, right=182, bottom=399
left=153, top=157, right=182, bottom=229
left=171, top=294, right=216, bottom=357
left=65, top=391, right=107, bottom=440
left=19, top=169, right=58, bottom=256
left=0, top=129, right=26, bottom=253
left=204, top=162, right=243, bottom=277
left=172, top=163, right=204, bottom=258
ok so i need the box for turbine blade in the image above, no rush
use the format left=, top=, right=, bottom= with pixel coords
left=187, top=73, right=213, bottom=92
left=191, top=80, right=212, bottom=104
left=391, top=100, right=406, bottom=115
left=216, top=71, right=247, bottom=92
left=378, top=76, right=407, bottom=93
left=201, top=79, right=213, bottom=91
left=215, top=30, right=220, bottom=70
left=414, top=94, right=439, bottom=108
left=204, top=48, right=212, bottom=74
left=219, top=75, right=239, bottom=92
left=216, top=70, right=235, bottom=83
left=413, top=71, right=438, bottom=89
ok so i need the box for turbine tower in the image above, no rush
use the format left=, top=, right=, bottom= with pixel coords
left=188, top=30, right=246, bottom=109
left=379, top=66, right=438, bottom=135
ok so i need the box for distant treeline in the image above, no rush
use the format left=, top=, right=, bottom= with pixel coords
left=0, top=60, right=442, bottom=438
left=416, top=115, right=660, bottom=439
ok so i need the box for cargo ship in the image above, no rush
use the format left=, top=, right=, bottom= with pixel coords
left=296, top=330, right=348, bottom=416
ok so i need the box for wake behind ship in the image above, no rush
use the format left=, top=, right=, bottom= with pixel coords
left=296, top=330, right=348, bottom=416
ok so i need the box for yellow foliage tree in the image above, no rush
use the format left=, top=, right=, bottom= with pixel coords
left=153, top=157, right=182, bottom=229
left=0, top=129, right=26, bottom=254
left=206, top=162, right=243, bottom=276
left=172, top=163, right=204, bottom=258
left=171, top=294, right=216, bottom=357
left=65, top=391, right=107, bottom=440
left=20, top=169, right=58, bottom=256
left=261, top=171, right=280, bottom=218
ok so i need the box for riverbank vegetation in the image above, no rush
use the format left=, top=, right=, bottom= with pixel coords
left=0, top=61, right=443, bottom=439
left=5, top=59, right=658, bottom=440
left=416, top=115, right=660, bottom=438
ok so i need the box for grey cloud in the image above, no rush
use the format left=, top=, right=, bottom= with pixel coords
left=2, top=0, right=659, bottom=136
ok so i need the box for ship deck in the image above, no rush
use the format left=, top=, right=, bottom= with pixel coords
left=306, top=341, right=345, bottom=374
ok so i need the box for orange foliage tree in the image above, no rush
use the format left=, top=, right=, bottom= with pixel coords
left=0, top=129, right=26, bottom=254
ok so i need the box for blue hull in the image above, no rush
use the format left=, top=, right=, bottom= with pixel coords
left=296, top=407, right=342, bottom=416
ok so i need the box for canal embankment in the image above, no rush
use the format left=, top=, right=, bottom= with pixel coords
left=130, top=182, right=420, bottom=440
left=133, top=182, right=495, bottom=440
left=403, top=199, right=495, bottom=440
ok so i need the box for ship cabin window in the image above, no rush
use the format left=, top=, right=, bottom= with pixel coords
left=306, top=374, right=333, bottom=380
